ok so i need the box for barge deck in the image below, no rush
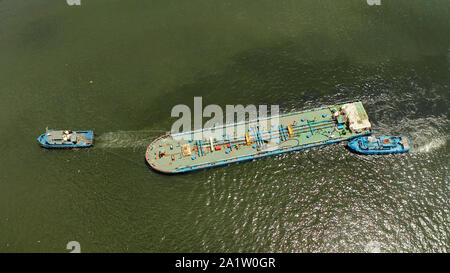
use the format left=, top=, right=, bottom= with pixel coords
left=146, top=101, right=372, bottom=173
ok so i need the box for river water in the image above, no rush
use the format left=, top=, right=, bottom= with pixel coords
left=0, top=0, right=448, bottom=252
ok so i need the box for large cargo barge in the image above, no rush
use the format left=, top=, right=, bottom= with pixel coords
left=146, top=101, right=372, bottom=174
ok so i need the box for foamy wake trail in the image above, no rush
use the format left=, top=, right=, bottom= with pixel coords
left=414, top=136, right=448, bottom=153
left=394, top=117, right=449, bottom=154
left=96, top=130, right=165, bottom=149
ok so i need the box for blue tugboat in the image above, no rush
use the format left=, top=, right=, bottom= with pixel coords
left=348, top=136, right=410, bottom=155
left=37, top=129, right=94, bottom=148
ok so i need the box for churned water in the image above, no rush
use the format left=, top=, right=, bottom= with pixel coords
left=0, top=0, right=448, bottom=252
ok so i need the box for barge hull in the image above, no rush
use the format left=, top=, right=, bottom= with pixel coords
left=146, top=101, right=372, bottom=173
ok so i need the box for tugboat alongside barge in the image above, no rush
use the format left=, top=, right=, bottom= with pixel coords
left=348, top=135, right=410, bottom=155
left=146, top=100, right=373, bottom=174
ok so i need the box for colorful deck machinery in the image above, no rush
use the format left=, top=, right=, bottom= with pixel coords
left=146, top=101, right=372, bottom=173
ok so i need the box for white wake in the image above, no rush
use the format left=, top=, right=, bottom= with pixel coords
left=96, top=129, right=165, bottom=149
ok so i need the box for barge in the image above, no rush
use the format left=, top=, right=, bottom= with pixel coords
left=146, top=101, right=372, bottom=173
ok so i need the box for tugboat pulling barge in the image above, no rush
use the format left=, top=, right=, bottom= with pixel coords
left=37, top=130, right=94, bottom=148
left=146, top=101, right=372, bottom=174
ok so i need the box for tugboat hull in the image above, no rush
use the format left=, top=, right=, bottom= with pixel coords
left=37, top=130, right=94, bottom=148
left=348, top=136, right=410, bottom=155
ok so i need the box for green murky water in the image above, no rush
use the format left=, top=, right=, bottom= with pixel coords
left=0, top=0, right=448, bottom=252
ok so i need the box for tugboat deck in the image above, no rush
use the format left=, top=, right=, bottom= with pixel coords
left=37, top=130, right=94, bottom=148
